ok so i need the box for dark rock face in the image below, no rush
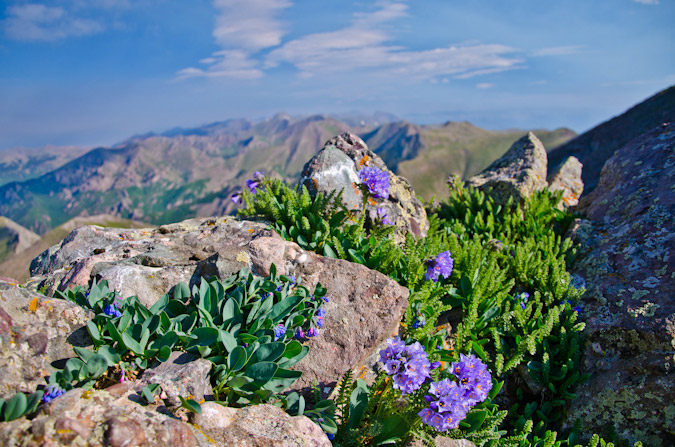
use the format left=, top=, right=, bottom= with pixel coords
left=0, top=279, right=92, bottom=396
left=548, top=85, right=675, bottom=195
left=547, top=156, right=584, bottom=208
left=467, top=132, right=548, bottom=206
left=563, top=123, right=675, bottom=446
left=26, top=216, right=409, bottom=398
left=299, top=132, right=429, bottom=240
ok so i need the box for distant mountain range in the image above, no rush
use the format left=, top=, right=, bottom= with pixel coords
left=0, top=112, right=576, bottom=236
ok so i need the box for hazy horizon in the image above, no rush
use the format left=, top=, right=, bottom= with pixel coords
left=1, top=0, right=673, bottom=151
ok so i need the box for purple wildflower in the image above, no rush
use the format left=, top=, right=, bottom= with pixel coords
left=274, top=324, right=286, bottom=341
left=103, top=303, right=122, bottom=318
left=515, top=292, right=529, bottom=310
left=425, top=251, right=454, bottom=282
left=561, top=300, right=582, bottom=314
left=308, top=327, right=319, bottom=337
left=450, top=353, right=492, bottom=405
left=412, top=318, right=426, bottom=329
left=231, top=191, right=242, bottom=204
left=246, top=178, right=259, bottom=193
left=295, top=328, right=305, bottom=339
left=316, top=317, right=324, bottom=328
left=327, top=434, right=334, bottom=440
left=358, top=166, right=390, bottom=199
left=418, top=378, right=471, bottom=432
left=41, top=384, right=65, bottom=403
left=322, top=296, right=329, bottom=303
left=288, top=276, right=297, bottom=285
left=375, top=207, right=394, bottom=225
left=379, top=337, right=432, bottom=395
left=317, top=308, right=326, bottom=317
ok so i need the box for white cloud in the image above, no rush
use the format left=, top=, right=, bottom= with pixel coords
left=181, top=0, right=522, bottom=81
left=266, top=1, right=522, bottom=80
left=633, top=0, right=659, bottom=4
left=2, top=3, right=103, bottom=41
left=177, top=50, right=264, bottom=80
left=531, top=45, right=585, bottom=57
left=179, top=0, right=292, bottom=79
left=212, top=0, right=291, bottom=50
left=476, top=83, right=495, bottom=89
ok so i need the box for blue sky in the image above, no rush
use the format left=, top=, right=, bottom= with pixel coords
left=0, top=0, right=673, bottom=150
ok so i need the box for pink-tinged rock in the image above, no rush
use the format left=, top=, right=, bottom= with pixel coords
left=547, top=156, right=584, bottom=208
left=562, top=123, right=675, bottom=446
left=191, top=403, right=332, bottom=447
left=292, top=254, right=409, bottom=395
left=0, top=387, right=209, bottom=446
left=0, top=279, right=92, bottom=396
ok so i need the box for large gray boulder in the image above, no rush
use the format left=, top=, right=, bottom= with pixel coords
left=26, top=216, right=409, bottom=398
left=0, top=279, right=92, bottom=397
left=562, top=123, right=675, bottom=446
left=467, top=132, right=548, bottom=206
left=300, top=132, right=429, bottom=241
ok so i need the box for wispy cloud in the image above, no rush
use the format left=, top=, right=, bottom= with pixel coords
left=633, top=0, right=659, bottom=5
left=2, top=3, right=103, bottom=41
left=266, top=1, right=522, bottom=80
left=476, top=83, right=495, bottom=89
left=531, top=45, right=585, bottom=57
left=179, top=0, right=292, bottom=79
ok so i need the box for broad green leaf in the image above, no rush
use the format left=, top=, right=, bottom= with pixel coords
left=252, top=342, right=285, bottom=363
left=178, top=396, right=202, bottom=414
left=149, top=293, right=169, bottom=314
left=262, top=368, right=302, bottom=393
left=269, top=296, right=303, bottom=322
left=86, top=321, right=101, bottom=343
left=122, top=332, right=144, bottom=355
left=3, top=392, right=27, bottom=422
left=85, top=354, right=109, bottom=378
left=228, top=346, right=248, bottom=371
left=73, top=346, right=95, bottom=362
left=347, top=379, right=369, bottom=430
left=219, top=329, right=237, bottom=353
left=97, top=345, right=121, bottom=366
left=157, top=346, right=172, bottom=362
left=245, top=362, right=278, bottom=386
left=189, top=327, right=219, bottom=348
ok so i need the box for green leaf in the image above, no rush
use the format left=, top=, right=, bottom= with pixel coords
left=97, top=345, right=121, bottom=366
left=25, top=391, right=44, bottom=415
left=178, top=396, right=202, bottom=414
left=189, top=327, right=219, bottom=348
left=219, top=329, right=237, bottom=353
left=73, top=346, right=95, bottom=362
left=347, top=379, right=369, bottom=430
left=471, top=341, right=488, bottom=363
left=3, top=392, right=27, bottom=422
left=157, top=345, right=172, bottom=362
left=347, top=248, right=366, bottom=265
left=85, top=354, right=109, bottom=378
left=252, top=342, right=285, bottom=363
left=460, top=409, right=487, bottom=433
left=228, top=346, right=248, bottom=371
left=86, top=321, right=101, bottom=343
left=323, top=244, right=338, bottom=258
left=373, top=414, right=409, bottom=445
left=269, top=296, right=303, bottom=322
left=172, top=282, right=191, bottom=300
left=245, top=362, right=278, bottom=386
left=149, top=293, right=169, bottom=314
left=140, top=383, right=160, bottom=405
left=122, top=332, right=144, bottom=355
left=262, top=368, right=302, bottom=393
left=277, top=341, right=308, bottom=368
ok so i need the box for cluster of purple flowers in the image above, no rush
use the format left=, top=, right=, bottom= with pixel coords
left=274, top=324, right=286, bottom=341
left=424, top=251, right=454, bottom=282
left=379, top=337, right=439, bottom=394
left=418, top=353, right=493, bottom=432
left=515, top=292, right=530, bottom=310
left=103, top=302, right=122, bottom=318
left=375, top=207, right=394, bottom=225
left=231, top=171, right=264, bottom=204
left=358, top=166, right=390, bottom=199
left=41, top=384, right=65, bottom=403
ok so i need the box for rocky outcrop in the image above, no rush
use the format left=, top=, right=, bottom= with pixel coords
left=26, top=216, right=409, bottom=397
left=300, top=132, right=429, bottom=240
left=467, top=132, right=548, bottom=206
left=0, top=384, right=330, bottom=446
left=0, top=279, right=92, bottom=396
left=191, top=402, right=331, bottom=447
left=562, top=123, right=675, bottom=446
left=547, top=156, right=584, bottom=208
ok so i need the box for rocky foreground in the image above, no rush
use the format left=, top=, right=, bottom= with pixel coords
left=0, top=122, right=673, bottom=446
